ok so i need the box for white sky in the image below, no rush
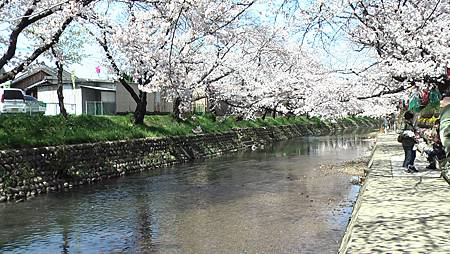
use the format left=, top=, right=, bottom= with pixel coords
left=67, top=44, right=111, bottom=80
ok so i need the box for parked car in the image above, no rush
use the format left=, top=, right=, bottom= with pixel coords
left=24, top=95, right=46, bottom=114
left=0, top=88, right=26, bottom=114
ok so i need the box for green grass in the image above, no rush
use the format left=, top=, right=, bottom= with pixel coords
left=0, top=114, right=376, bottom=149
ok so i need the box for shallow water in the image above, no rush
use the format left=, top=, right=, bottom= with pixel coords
left=0, top=132, right=376, bottom=254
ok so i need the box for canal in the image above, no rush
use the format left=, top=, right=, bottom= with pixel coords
left=0, top=131, right=376, bottom=254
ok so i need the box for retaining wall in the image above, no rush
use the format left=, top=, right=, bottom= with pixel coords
left=0, top=120, right=378, bottom=202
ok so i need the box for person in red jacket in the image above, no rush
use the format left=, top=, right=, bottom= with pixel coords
left=422, top=87, right=430, bottom=107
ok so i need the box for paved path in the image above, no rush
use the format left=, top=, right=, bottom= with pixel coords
left=340, top=133, right=450, bottom=253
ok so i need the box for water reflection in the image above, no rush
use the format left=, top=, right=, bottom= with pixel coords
left=0, top=132, right=375, bottom=254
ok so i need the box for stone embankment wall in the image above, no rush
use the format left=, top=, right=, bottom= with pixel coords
left=0, top=120, right=378, bottom=202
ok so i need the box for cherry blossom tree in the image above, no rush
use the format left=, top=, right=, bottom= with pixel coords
left=3, top=0, right=420, bottom=120
left=347, top=0, right=449, bottom=84
left=207, top=23, right=331, bottom=119
left=48, top=25, right=91, bottom=118
left=291, top=0, right=450, bottom=99
left=0, top=0, right=96, bottom=83
left=87, top=0, right=256, bottom=123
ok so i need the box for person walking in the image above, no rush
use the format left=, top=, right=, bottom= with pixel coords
left=383, top=116, right=389, bottom=133
left=390, top=111, right=397, bottom=131
left=398, top=111, right=419, bottom=173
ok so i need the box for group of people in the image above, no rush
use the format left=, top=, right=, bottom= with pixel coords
left=395, top=83, right=447, bottom=173
left=397, top=110, right=446, bottom=173
left=401, top=84, right=442, bottom=113
left=382, top=112, right=397, bottom=133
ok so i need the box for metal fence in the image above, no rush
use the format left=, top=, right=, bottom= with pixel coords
left=85, top=101, right=116, bottom=115
left=45, top=103, right=77, bottom=116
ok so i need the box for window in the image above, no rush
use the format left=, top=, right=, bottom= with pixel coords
left=3, top=90, right=24, bottom=100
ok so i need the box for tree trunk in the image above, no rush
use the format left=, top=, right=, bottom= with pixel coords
left=236, top=114, right=244, bottom=122
left=206, top=96, right=218, bottom=121
left=172, top=97, right=182, bottom=122
left=286, top=111, right=294, bottom=118
left=207, top=99, right=215, bottom=114
left=205, top=86, right=213, bottom=113
left=206, top=93, right=217, bottom=121
left=262, top=108, right=269, bottom=120
left=56, top=61, right=68, bottom=119
left=134, top=91, right=147, bottom=125
left=272, top=106, right=277, bottom=118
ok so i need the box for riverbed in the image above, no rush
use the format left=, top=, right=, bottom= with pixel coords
left=0, top=132, right=376, bottom=253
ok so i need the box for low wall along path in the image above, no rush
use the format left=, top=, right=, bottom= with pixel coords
left=0, top=120, right=378, bottom=203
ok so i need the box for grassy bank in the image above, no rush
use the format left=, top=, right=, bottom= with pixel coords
left=0, top=114, right=376, bottom=150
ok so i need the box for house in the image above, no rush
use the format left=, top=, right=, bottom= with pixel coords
left=12, top=65, right=116, bottom=115
left=11, top=64, right=175, bottom=116
left=192, top=89, right=207, bottom=114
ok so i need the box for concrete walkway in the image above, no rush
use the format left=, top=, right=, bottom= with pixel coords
left=340, top=134, right=450, bottom=253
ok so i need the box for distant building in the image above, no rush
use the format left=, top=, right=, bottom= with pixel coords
left=192, top=89, right=207, bottom=115
left=11, top=64, right=174, bottom=116
left=12, top=65, right=116, bottom=115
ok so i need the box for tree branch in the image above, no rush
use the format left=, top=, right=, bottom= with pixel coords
left=357, top=83, right=414, bottom=100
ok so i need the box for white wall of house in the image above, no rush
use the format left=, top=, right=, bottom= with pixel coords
left=38, top=85, right=82, bottom=115
left=73, top=87, right=83, bottom=115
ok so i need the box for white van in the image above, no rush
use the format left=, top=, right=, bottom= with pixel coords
left=0, top=88, right=26, bottom=114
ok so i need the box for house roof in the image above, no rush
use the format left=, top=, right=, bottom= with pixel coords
left=12, top=64, right=117, bottom=91
left=22, top=80, right=48, bottom=90
left=12, top=64, right=72, bottom=84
